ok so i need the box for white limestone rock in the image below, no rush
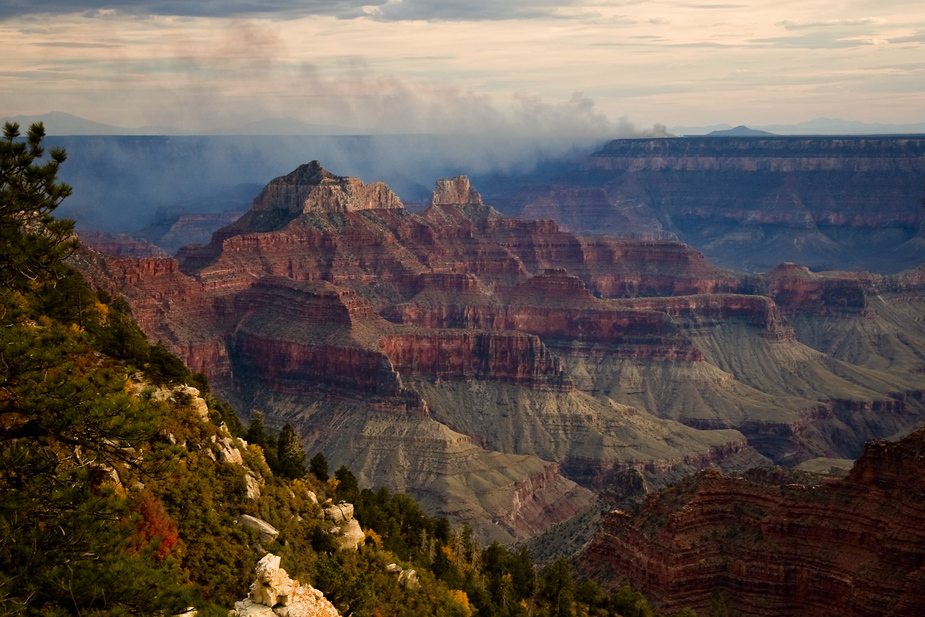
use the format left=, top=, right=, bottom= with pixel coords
left=322, top=503, right=353, bottom=524
left=239, top=515, right=279, bottom=544
left=245, top=473, right=262, bottom=500
left=335, top=518, right=365, bottom=551
left=231, top=554, right=340, bottom=617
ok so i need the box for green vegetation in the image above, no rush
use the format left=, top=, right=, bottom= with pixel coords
left=0, top=122, right=698, bottom=617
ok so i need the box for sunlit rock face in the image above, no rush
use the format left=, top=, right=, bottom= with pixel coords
left=576, top=424, right=925, bottom=617
left=251, top=160, right=403, bottom=216
left=73, top=162, right=925, bottom=543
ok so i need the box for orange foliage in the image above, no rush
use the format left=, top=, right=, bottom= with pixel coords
left=128, top=493, right=179, bottom=560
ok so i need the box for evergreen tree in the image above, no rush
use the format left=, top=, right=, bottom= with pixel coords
left=0, top=123, right=195, bottom=614
left=0, top=122, right=76, bottom=294
left=309, top=452, right=329, bottom=481
left=277, top=424, right=307, bottom=480
left=540, top=558, right=575, bottom=617
left=246, top=410, right=269, bottom=449
left=334, top=465, right=359, bottom=502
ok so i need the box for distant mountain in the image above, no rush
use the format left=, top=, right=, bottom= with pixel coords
left=706, top=125, right=775, bottom=137
left=0, top=111, right=184, bottom=135
left=0, top=111, right=364, bottom=136
left=672, top=117, right=925, bottom=136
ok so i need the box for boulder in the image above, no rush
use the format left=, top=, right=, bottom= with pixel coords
left=334, top=518, right=365, bottom=551
left=322, top=503, right=354, bottom=524
left=244, top=473, right=262, bottom=500
left=239, top=515, right=279, bottom=544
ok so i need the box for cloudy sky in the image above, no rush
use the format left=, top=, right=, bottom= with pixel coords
left=1, top=0, right=923, bottom=134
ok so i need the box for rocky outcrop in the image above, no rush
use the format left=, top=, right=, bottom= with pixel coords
left=322, top=502, right=366, bottom=550
left=77, top=230, right=170, bottom=258
left=754, top=263, right=870, bottom=316
left=381, top=331, right=574, bottom=392
left=239, top=515, right=280, bottom=544
left=251, top=160, right=402, bottom=216
left=233, top=554, right=340, bottom=617
left=577, top=425, right=925, bottom=617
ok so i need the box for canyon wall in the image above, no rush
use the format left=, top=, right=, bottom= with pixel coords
left=506, top=136, right=925, bottom=273
left=578, top=425, right=925, bottom=617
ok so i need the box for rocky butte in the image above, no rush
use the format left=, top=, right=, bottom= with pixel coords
left=73, top=161, right=925, bottom=545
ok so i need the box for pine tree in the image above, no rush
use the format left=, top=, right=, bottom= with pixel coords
left=0, top=122, right=76, bottom=294
left=0, top=124, right=195, bottom=614
left=540, top=558, right=575, bottom=617
left=309, top=452, right=329, bottom=481
left=334, top=465, right=359, bottom=502
left=276, top=424, right=307, bottom=480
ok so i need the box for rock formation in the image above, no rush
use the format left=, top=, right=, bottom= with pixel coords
left=430, top=175, right=483, bottom=207
left=239, top=515, right=280, bottom=544
left=72, top=162, right=925, bottom=542
left=577, top=424, right=925, bottom=617
left=504, top=136, right=925, bottom=273
left=322, top=502, right=365, bottom=550
left=233, top=554, right=340, bottom=617
left=77, top=230, right=169, bottom=258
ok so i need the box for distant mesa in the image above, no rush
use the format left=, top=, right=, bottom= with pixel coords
left=706, top=125, right=776, bottom=137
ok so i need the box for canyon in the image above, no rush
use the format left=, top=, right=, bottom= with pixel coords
left=498, top=136, right=925, bottom=274
left=74, top=159, right=925, bottom=548
left=577, top=424, right=925, bottom=617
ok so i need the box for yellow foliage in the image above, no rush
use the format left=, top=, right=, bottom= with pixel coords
left=248, top=444, right=265, bottom=458
left=326, top=478, right=340, bottom=492
left=92, top=301, right=109, bottom=320
left=364, top=528, right=383, bottom=548
left=451, top=590, right=471, bottom=617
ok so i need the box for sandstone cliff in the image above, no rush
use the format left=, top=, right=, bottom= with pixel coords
left=577, top=424, right=925, bottom=617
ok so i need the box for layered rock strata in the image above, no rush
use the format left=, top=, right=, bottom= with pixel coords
left=74, top=162, right=925, bottom=540
left=577, top=425, right=925, bottom=617
left=506, top=136, right=925, bottom=273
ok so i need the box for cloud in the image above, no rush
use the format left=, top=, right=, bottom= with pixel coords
left=0, top=0, right=379, bottom=21
left=0, top=0, right=590, bottom=22
left=778, top=17, right=886, bottom=30
left=889, top=30, right=925, bottom=44
left=34, top=41, right=120, bottom=48
left=368, top=0, right=579, bottom=22
left=749, top=32, right=869, bottom=49
left=279, top=67, right=642, bottom=141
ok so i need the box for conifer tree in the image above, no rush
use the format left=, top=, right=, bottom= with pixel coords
left=0, top=122, right=76, bottom=294
left=0, top=123, right=199, bottom=614
left=309, top=451, right=329, bottom=481
left=277, top=424, right=307, bottom=480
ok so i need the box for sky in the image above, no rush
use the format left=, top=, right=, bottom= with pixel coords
left=1, top=0, right=924, bottom=135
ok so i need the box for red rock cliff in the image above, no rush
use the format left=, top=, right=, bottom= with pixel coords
left=578, top=425, right=925, bottom=617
